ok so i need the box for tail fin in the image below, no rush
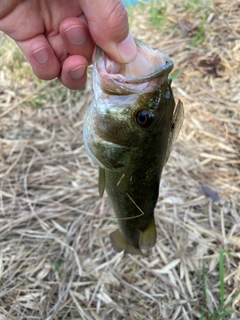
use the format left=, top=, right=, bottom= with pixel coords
left=140, top=216, right=156, bottom=250
left=110, top=230, right=143, bottom=255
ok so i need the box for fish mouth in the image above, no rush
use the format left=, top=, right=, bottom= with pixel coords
left=95, top=38, right=173, bottom=94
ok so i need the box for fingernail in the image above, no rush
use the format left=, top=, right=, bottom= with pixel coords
left=117, top=34, right=137, bottom=63
left=70, top=66, right=86, bottom=80
left=65, top=25, right=87, bottom=46
left=33, top=47, right=49, bottom=64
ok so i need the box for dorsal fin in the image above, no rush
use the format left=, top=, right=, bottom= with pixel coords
left=164, top=100, right=184, bottom=165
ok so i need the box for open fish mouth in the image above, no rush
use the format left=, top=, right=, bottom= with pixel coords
left=94, top=39, right=174, bottom=94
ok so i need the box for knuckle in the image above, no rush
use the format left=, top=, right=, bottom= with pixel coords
left=106, top=2, right=129, bottom=41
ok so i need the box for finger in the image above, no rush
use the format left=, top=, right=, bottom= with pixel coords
left=59, top=16, right=95, bottom=64
left=17, top=35, right=61, bottom=80
left=59, top=55, right=88, bottom=90
left=80, top=0, right=137, bottom=63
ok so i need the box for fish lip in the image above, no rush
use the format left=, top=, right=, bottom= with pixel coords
left=95, top=38, right=173, bottom=83
left=96, top=49, right=173, bottom=84
left=95, top=38, right=173, bottom=94
left=115, top=60, right=173, bottom=84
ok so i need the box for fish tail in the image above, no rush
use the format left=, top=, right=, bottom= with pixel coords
left=110, top=230, right=143, bottom=255
left=140, top=216, right=156, bottom=250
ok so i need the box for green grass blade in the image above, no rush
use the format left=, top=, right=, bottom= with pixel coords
left=202, top=260, right=207, bottom=304
left=208, top=282, right=240, bottom=319
left=219, top=249, right=231, bottom=307
left=214, top=310, right=233, bottom=320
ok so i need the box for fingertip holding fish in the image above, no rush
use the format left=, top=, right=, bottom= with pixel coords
left=116, top=34, right=138, bottom=64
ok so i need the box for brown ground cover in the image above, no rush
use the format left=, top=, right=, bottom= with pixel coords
left=0, top=0, right=239, bottom=319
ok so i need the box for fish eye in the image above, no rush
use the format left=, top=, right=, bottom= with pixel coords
left=136, top=110, right=154, bottom=128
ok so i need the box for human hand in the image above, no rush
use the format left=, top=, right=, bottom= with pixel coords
left=0, top=0, right=137, bottom=90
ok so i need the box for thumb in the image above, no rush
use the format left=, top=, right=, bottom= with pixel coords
left=80, top=0, right=137, bottom=63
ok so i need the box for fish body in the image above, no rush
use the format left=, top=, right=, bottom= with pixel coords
left=83, top=39, right=184, bottom=254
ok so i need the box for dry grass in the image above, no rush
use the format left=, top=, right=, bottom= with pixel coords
left=0, top=0, right=239, bottom=319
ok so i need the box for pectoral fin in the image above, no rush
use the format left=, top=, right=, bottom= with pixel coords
left=140, top=216, right=156, bottom=250
left=98, top=167, right=105, bottom=197
left=164, top=100, right=184, bottom=165
left=110, top=230, right=143, bottom=255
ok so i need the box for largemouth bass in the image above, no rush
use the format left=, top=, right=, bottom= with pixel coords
left=83, top=39, right=184, bottom=254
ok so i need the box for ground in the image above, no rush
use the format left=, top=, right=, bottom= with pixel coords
left=0, top=0, right=239, bottom=319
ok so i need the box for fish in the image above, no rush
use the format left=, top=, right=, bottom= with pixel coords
left=83, top=39, right=184, bottom=254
